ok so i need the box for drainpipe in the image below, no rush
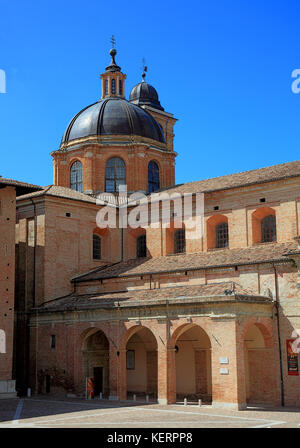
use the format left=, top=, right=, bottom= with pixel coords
left=118, top=207, right=124, bottom=262
left=29, top=198, right=37, bottom=306
left=121, top=227, right=124, bottom=261
left=25, top=198, right=37, bottom=394
left=272, top=262, right=285, bottom=407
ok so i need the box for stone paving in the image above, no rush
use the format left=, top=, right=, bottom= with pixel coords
left=0, top=396, right=299, bottom=428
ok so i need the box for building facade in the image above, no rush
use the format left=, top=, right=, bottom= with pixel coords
left=0, top=179, right=41, bottom=398
left=1, top=47, right=300, bottom=409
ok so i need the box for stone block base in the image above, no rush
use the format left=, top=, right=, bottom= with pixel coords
left=212, top=401, right=247, bottom=411
left=0, top=380, right=17, bottom=399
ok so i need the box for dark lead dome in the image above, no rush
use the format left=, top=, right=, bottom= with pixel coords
left=61, top=98, right=165, bottom=145
left=129, top=82, right=164, bottom=111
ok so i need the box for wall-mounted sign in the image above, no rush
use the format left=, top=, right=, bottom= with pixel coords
left=219, top=357, right=229, bottom=364
left=220, top=368, right=229, bottom=375
left=286, top=339, right=299, bottom=376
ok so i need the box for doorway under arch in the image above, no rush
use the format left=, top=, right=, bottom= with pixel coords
left=82, top=329, right=110, bottom=397
left=174, top=324, right=212, bottom=403
left=126, top=327, right=158, bottom=400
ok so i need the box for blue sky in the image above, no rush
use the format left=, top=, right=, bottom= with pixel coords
left=0, top=0, right=300, bottom=187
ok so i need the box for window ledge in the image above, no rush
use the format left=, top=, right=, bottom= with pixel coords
left=253, top=241, right=277, bottom=246
left=167, top=252, right=186, bottom=257
left=207, top=247, right=230, bottom=252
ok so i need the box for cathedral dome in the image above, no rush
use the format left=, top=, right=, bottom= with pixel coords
left=129, top=81, right=164, bottom=111
left=61, top=97, right=165, bottom=145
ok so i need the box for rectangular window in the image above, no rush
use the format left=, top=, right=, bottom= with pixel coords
left=93, top=234, right=101, bottom=260
left=174, top=229, right=186, bottom=254
left=137, top=234, right=146, bottom=258
left=216, top=223, right=229, bottom=248
left=126, top=350, right=135, bottom=370
left=51, top=335, right=56, bottom=349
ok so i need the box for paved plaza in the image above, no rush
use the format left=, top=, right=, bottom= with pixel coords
left=0, top=396, right=299, bottom=428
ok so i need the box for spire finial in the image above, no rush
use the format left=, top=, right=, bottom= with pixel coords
left=106, top=35, right=121, bottom=72
left=142, top=57, right=147, bottom=82
left=111, top=35, right=116, bottom=49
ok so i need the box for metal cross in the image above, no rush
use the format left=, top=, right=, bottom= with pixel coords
left=142, top=57, right=148, bottom=73
left=111, top=35, right=116, bottom=49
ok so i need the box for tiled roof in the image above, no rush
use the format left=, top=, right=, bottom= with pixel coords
left=0, top=178, right=42, bottom=196
left=16, top=185, right=97, bottom=204
left=37, top=282, right=271, bottom=313
left=73, top=241, right=296, bottom=283
left=152, top=160, right=300, bottom=196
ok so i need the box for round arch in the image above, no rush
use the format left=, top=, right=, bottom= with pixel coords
left=81, top=327, right=110, bottom=398
left=251, top=206, right=276, bottom=244
left=206, top=214, right=229, bottom=249
left=121, top=325, right=158, bottom=400
left=170, top=323, right=212, bottom=403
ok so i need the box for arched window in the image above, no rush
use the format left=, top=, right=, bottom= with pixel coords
left=105, top=157, right=126, bottom=193
left=105, top=79, right=108, bottom=95
left=215, top=222, right=229, bottom=248
left=136, top=234, right=146, bottom=258
left=70, top=160, right=83, bottom=192
left=93, top=234, right=101, bottom=260
left=119, top=80, right=123, bottom=95
left=111, top=79, right=116, bottom=94
left=148, top=161, right=160, bottom=193
left=261, top=215, right=276, bottom=243
left=174, top=228, right=185, bottom=254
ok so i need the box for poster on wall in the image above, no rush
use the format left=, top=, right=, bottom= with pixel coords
left=86, top=377, right=95, bottom=399
left=286, top=339, right=299, bottom=376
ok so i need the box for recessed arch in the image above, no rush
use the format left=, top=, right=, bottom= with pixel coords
left=207, top=214, right=229, bottom=249
left=243, top=322, right=277, bottom=405
left=166, top=221, right=186, bottom=255
left=124, top=326, right=158, bottom=400
left=92, top=227, right=110, bottom=261
left=252, top=206, right=276, bottom=244
left=126, top=227, right=147, bottom=260
left=81, top=328, right=110, bottom=398
left=170, top=323, right=212, bottom=403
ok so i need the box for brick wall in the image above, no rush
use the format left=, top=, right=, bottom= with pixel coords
left=0, top=186, right=16, bottom=381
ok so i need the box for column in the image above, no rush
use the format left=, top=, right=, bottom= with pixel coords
left=109, top=344, right=127, bottom=401
left=156, top=320, right=176, bottom=404
left=210, top=318, right=247, bottom=410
